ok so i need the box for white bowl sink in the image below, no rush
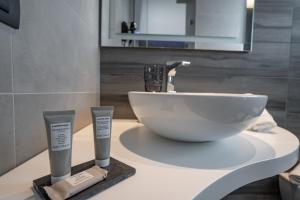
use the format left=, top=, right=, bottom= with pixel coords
left=128, top=92, right=268, bottom=142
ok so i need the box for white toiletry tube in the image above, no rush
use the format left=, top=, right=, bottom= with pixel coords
left=43, top=110, right=75, bottom=184
left=91, top=106, right=114, bottom=167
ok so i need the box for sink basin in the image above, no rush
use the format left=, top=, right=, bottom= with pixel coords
left=128, top=92, right=268, bottom=142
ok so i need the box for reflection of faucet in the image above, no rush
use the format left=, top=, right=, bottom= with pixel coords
left=162, top=61, right=191, bottom=93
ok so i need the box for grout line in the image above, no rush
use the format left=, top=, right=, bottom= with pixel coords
left=13, top=92, right=100, bottom=95
left=0, top=93, right=13, bottom=95
left=0, top=92, right=100, bottom=95
left=12, top=95, right=16, bottom=167
left=10, top=33, right=17, bottom=167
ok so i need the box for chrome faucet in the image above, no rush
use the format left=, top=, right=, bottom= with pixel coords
left=162, top=61, right=191, bottom=92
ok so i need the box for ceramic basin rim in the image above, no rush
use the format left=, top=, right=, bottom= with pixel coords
left=128, top=91, right=268, bottom=99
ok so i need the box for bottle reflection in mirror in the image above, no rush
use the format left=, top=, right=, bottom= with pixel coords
left=144, top=64, right=164, bottom=92
left=121, top=21, right=137, bottom=47
left=129, top=21, right=137, bottom=47
left=121, top=21, right=129, bottom=47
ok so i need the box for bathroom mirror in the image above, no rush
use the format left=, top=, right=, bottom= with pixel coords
left=101, top=0, right=255, bottom=52
left=0, top=0, right=20, bottom=29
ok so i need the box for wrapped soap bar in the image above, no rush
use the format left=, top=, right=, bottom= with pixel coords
left=44, top=166, right=108, bottom=200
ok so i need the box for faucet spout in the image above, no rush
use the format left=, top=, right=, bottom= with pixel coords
left=163, top=60, right=191, bottom=93
left=166, top=61, right=191, bottom=70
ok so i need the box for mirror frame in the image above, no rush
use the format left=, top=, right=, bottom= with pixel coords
left=100, top=0, right=255, bottom=52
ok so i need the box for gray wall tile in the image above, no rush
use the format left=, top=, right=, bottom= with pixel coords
left=254, top=0, right=293, bottom=28
left=12, top=0, right=100, bottom=93
left=0, top=23, right=12, bottom=93
left=223, top=195, right=280, bottom=200
left=14, top=93, right=99, bottom=165
left=0, top=95, right=15, bottom=175
left=296, top=0, right=300, bottom=8
left=286, top=0, right=300, bottom=141
left=287, top=78, right=300, bottom=113
left=254, top=28, right=291, bottom=43
left=254, top=0, right=293, bottom=43
left=287, top=113, right=300, bottom=139
left=102, top=42, right=290, bottom=78
left=292, top=7, right=300, bottom=42
left=289, top=43, right=300, bottom=78
left=223, top=176, right=280, bottom=200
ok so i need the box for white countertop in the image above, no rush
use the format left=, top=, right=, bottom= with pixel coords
left=0, top=120, right=299, bottom=200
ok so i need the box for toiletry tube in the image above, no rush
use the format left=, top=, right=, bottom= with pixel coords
left=43, top=110, right=75, bottom=184
left=91, top=106, right=114, bottom=167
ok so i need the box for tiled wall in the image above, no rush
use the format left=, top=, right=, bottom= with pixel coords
left=0, top=0, right=100, bottom=175
left=101, top=0, right=300, bottom=140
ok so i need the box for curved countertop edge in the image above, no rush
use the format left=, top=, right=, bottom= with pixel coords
left=197, top=140, right=299, bottom=200
left=112, top=121, right=300, bottom=200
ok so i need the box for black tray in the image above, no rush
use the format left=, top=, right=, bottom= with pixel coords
left=33, top=157, right=136, bottom=200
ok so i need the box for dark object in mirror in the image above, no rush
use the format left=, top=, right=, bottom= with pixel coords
left=121, top=21, right=129, bottom=47
left=0, top=0, right=9, bottom=13
left=144, top=64, right=164, bottom=92
left=0, top=0, right=20, bottom=29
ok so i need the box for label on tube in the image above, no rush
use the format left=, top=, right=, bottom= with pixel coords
left=95, top=116, right=111, bottom=139
left=50, top=122, right=71, bottom=151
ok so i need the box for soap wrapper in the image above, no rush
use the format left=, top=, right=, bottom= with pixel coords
left=44, top=166, right=108, bottom=200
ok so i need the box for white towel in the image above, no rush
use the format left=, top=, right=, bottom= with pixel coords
left=288, top=162, right=300, bottom=185
left=247, top=109, right=277, bottom=132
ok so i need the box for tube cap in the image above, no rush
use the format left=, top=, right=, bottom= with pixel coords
left=51, top=173, right=71, bottom=184
left=95, top=158, right=110, bottom=167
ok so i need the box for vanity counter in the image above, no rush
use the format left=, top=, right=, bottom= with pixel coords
left=0, top=120, right=299, bottom=200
